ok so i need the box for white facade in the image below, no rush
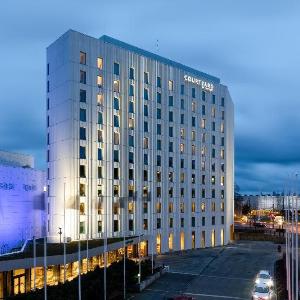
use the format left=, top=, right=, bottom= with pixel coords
left=0, top=151, right=46, bottom=254
left=46, top=30, right=234, bottom=253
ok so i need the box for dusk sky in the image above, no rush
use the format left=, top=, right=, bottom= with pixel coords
left=0, top=0, right=299, bottom=194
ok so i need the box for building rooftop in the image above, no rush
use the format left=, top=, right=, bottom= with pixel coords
left=0, top=150, right=34, bottom=168
left=99, top=35, right=220, bottom=84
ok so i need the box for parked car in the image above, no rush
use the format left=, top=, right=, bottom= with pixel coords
left=253, top=222, right=267, bottom=228
left=252, top=283, right=273, bottom=299
left=255, top=270, right=274, bottom=287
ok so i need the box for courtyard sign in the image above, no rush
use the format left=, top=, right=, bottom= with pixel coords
left=184, top=75, right=214, bottom=92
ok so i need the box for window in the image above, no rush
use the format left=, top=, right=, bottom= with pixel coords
left=97, top=94, right=103, bottom=106
left=80, top=89, right=86, bottom=103
left=169, top=96, right=173, bottom=106
left=156, top=202, right=162, bottom=213
left=129, top=67, right=134, bottom=80
left=181, top=218, right=184, bottom=228
left=212, top=122, right=216, bottom=131
left=129, top=168, right=134, bottom=180
left=201, top=202, right=205, bottom=212
left=113, top=97, right=119, bottom=110
left=80, top=70, right=86, bottom=84
left=192, top=202, right=196, bottom=213
left=212, top=135, right=216, bottom=145
left=202, top=91, right=206, bottom=101
left=80, top=221, right=85, bottom=234
left=144, top=72, right=149, bottom=84
left=80, top=202, right=85, bottom=215
left=192, top=131, right=196, bottom=141
left=180, top=128, right=185, bottom=139
left=192, top=116, right=195, bottom=127
left=98, top=167, right=102, bottom=179
left=180, top=202, right=184, bottom=213
left=221, top=97, right=225, bottom=106
left=80, top=109, right=86, bottom=122
left=97, top=57, right=103, bottom=69
left=80, top=51, right=86, bottom=65
left=113, top=150, right=119, bottom=162
left=98, top=220, right=102, bottom=232
left=80, top=165, right=86, bottom=178
left=143, top=219, right=148, bottom=230
left=144, top=104, right=148, bottom=117
left=144, top=137, right=148, bottom=149
left=202, top=217, right=205, bottom=226
left=221, top=123, right=224, bottom=133
left=221, top=216, right=225, bottom=225
left=181, top=114, right=185, bottom=125
left=192, top=101, right=196, bottom=112
left=157, top=76, right=161, bottom=88
left=129, top=101, right=134, bottom=113
left=114, top=62, right=120, bottom=76
left=212, top=107, right=216, bottom=118
left=129, top=151, right=134, bottom=164
left=169, top=111, right=173, bottom=122
left=168, top=80, right=173, bottom=91
left=192, top=217, right=195, bottom=227
left=202, top=105, right=206, bottom=115
left=113, top=80, right=120, bottom=93
left=169, top=127, right=173, bottom=137
left=157, top=108, right=162, bottom=119
left=157, top=139, right=161, bottom=151
left=180, top=84, right=184, bottom=95
left=98, top=112, right=103, bottom=125
left=157, top=218, right=161, bottom=229
left=129, top=84, right=134, bottom=97
left=98, top=148, right=103, bottom=160
left=114, top=132, right=119, bottom=145
left=157, top=124, right=161, bottom=135
left=212, top=94, right=216, bottom=104
left=129, top=135, right=134, bottom=147
left=221, top=137, right=225, bottom=146
left=201, top=118, right=206, bottom=129
left=47, top=63, right=49, bottom=75
left=181, top=99, right=184, bottom=109
left=212, top=202, right=216, bottom=212
left=144, top=153, right=148, bottom=165
left=114, top=168, right=119, bottom=180
left=169, top=157, right=173, bottom=168
left=180, top=143, right=184, bottom=153
left=157, top=155, right=161, bottom=166
left=192, top=88, right=195, bottom=98
left=114, top=220, right=119, bottom=232
left=157, top=92, right=161, bottom=104
left=221, top=202, right=225, bottom=212
left=97, top=75, right=103, bottom=87
left=212, top=216, right=215, bottom=225
left=114, top=115, right=119, bottom=127
left=80, top=146, right=86, bottom=159
left=47, top=81, right=50, bottom=92
left=80, top=127, right=86, bottom=140
left=169, top=141, right=173, bottom=152
left=144, top=88, right=149, bottom=100
left=169, top=218, right=173, bottom=228
left=47, top=98, right=50, bottom=110
left=129, top=219, right=134, bottom=231
left=144, top=121, right=148, bottom=132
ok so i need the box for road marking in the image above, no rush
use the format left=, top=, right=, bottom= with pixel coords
left=168, top=271, right=199, bottom=276
left=184, top=292, right=248, bottom=300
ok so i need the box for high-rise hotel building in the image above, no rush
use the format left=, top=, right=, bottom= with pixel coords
left=46, top=30, right=234, bottom=254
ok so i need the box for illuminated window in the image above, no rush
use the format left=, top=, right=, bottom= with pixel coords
left=192, top=202, right=196, bottom=213
left=192, top=145, right=196, bottom=155
left=180, top=128, right=185, bottom=139
left=221, top=202, right=225, bottom=212
left=211, top=230, right=216, bottom=247
left=169, top=233, right=173, bottom=250
left=201, top=118, right=206, bottom=129
left=221, top=122, right=224, bottom=133
left=212, top=107, right=216, bottom=118
left=201, top=161, right=205, bottom=171
left=97, top=57, right=103, bottom=69
left=168, top=202, right=173, bottom=213
left=201, top=146, right=206, bottom=157
left=156, top=202, right=161, bottom=213
left=192, top=101, right=196, bottom=112
left=201, top=231, right=206, bottom=248
left=180, top=143, right=184, bottom=154
left=221, top=176, right=225, bottom=186
left=113, top=80, right=120, bottom=93
left=169, top=172, right=173, bottom=182
left=156, top=234, right=161, bottom=254
left=180, top=232, right=185, bottom=250
left=114, top=132, right=119, bottom=145
left=80, top=202, right=85, bottom=215
left=80, top=184, right=86, bottom=197
left=97, top=93, right=103, bottom=106
left=180, top=202, right=184, bottom=213
left=221, top=229, right=224, bottom=245
left=113, top=202, right=119, bottom=214
left=211, top=176, right=215, bottom=185
left=80, top=70, right=86, bottom=84
left=168, top=80, right=174, bottom=91
left=212, top=202, right=216, bottom=212
left=80, top=51, right=86, bottom=65
left=201, top=133, right=206, bottom=143
left=191, top=131, right=196, bottom=141
left=128, top=117, right=134, bottom=129
left=97, top=75, right=103, bottom=87
left=156, top=171, right=161, bottom=182
left=221, top=149, right=225, bottom=159
left=144, top=137, right=148, bottom=149
left=143, top=219, right=148, bottom=230
left=201, top=202, right=205, bottom=212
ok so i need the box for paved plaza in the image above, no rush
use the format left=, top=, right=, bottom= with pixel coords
left=133, top=241, right=281, bottom=300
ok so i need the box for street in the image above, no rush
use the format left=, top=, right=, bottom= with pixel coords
left=133, top=241, right=281, bottom=300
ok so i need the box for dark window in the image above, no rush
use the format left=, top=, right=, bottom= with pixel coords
left=80, top=89, right=86, bottom=103
left=114, top=220, right=119, bottom=232
left=157, top=124, right=161, bottom=135
left=144, top=153, right=148, bottom=165
left=144, top=121, right=148, bottom=133
left=114, top=115, right=119, bottom=127
left=157, top=92, right=161, bottom=104
left=221, top=216, right=225, bottom=224
left=80, top=165, right=86, bottom=178
left=129, top=219, right=134, bottom=231
left=80, top=127, right=86, bottom=140
left=169, top=96, right=173, bottom=106
left=157, top=155, right=161, bottom=166
left=157, top=108, right=161, bottom=119
left=98, top=112, right=103, bottom=125
left=202, top=105, right=206, bottom=115
left=129, top=84, right=134, bottom=96
left=129, top=152, right=134, bottom=164
left=80, top=109, right=86, bottom=122
left=47, top=98, right=50, bottom=110
left=181, top=99, right=184, bottom=109
left=157, top=139, right=162, bottom=151
left=202, top=91, right=206, bottom=101
left=202, top=217, right=205, bottom=226
left=144, top=88, right=149, bottom=100
left=80, top=146, right=86, bottom=159
left=98, top=148, right=103, bottom=160
left=114, top=168, right=119, bottom=179
left=114, top=63, right=120, bottom=76
left=169, top=127, right=173, bottom=137
left=169, top=111, right=173, bottom=122
left=169, top=142, right=173, bottom=152
left=113, top=97, right=119, bottom=110
left=212, top=94, right=216, bottom=104
left=181, top=114, right=184, bottom=125
left=181, top=84, right=184, bottom=95
left=212, top=216, right=215, bottom=225
left=192, top=88, right=196, bottom=98
left=169, top=157, right=173, bottom=168
left=192, top=217, right=195, bottom=227
left=192, top=116, right=195, bottom=127
left=129, top=168, right=134, bottom=180
left=221, top=97, right=225, bottom=106
left=129, top=68, right=134, bottom=80
left=157, top=218, right=161, bottom=229
left=129, top=101, right=134, bottom=113
left=144, top=105, right=148, bottom=117
left=47, top=81, right=50, bottom=92
left=157, top=76, right=161, bottom=88
left=113, top=150, right=119, bottom=162
left=129, top=135, right=134, bottom=147
left=144, top=72, right=149, bottom=84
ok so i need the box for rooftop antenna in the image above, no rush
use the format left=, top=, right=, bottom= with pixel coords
left=156, top=39, right=159, bottom=53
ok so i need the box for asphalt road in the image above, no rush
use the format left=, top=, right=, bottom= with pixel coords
left=133, top=241, right=281, bottom=300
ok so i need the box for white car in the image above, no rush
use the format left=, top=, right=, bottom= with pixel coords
left=255, top=270, right=274, bottom=287
left=252, top=283, right=273, bottom=299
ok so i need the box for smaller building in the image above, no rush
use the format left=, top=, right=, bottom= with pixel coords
left=0, top=150, right=46, bottom=254
left=240, top=195, right=285, bottom=211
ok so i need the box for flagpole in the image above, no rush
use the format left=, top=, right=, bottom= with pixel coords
left=63, top=181, right=66, bottom=283
left=44, top=236, right=47, bottom=300
left=33, top=235, right=36, bottom=291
